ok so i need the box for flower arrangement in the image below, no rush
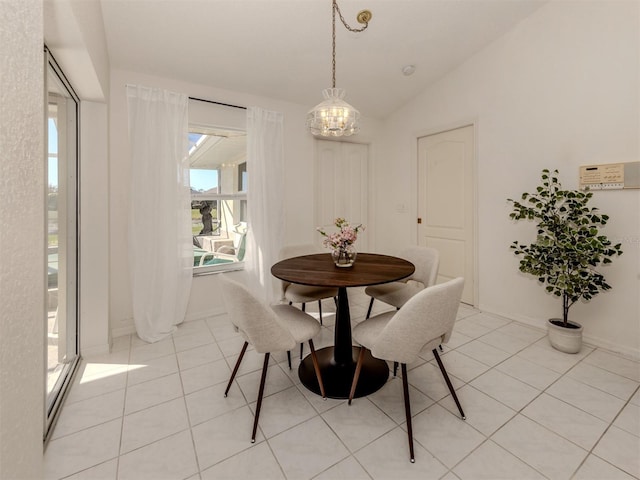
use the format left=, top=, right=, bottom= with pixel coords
left=317, top=218, right=365, bottom=267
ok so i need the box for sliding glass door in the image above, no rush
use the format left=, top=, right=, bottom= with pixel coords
left=45, top=48, right=80, bottom=437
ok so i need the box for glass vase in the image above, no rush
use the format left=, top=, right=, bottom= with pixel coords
left=332, top=245, right=357, bottom=267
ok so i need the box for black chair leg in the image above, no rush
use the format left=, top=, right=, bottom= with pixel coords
left=401, top=363, right=415, bottom=463
left=251, top=352, right=270, bottom=443
left=300, top=342, right=304, bottom=360
left=433, top=348, right=465, bottom=420
left=365, top=297, right=374, bottom=319
left=439, top=344, right=443, bottom=352
left=225, top=341, right=248, bottom=397
left=287, top=350, right=292, bottom=370
left=302, top=303, right=306, bottom=312
left=318, top=300, right=323, bottom=326
left=393, top=361, right=398, bottom=377
left=308, top=339, right=326, bottom=398
left=348, top=347, right=366, bottom=404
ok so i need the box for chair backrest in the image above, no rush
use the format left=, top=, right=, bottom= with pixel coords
left=219, top=275, right=296, bottom=353
left=371, top=277, right=464, bottom=364
left=278, top=244, right=324, bottom=294
left=400, top=246, right=440, bottom=288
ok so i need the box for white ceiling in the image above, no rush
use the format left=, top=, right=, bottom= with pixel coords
left=100, top=0, right=547, bottom=119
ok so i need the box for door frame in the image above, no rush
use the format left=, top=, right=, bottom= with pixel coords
left=412, top=120, right=479, bottom=307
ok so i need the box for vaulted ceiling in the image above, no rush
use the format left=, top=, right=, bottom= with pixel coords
left=99, top=0, right=546, bottom=119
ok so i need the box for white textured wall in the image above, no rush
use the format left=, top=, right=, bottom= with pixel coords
left=0, top=0, right=45, bottom=478
left=378, top=0, right=640, bottom=357
left=45, top=0, right=111, bottom=357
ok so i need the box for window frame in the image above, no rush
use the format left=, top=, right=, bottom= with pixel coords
left=188, top=124, right=247, bottom=276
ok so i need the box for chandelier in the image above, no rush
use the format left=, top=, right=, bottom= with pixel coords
left=306, top=1, right=372, bottom=137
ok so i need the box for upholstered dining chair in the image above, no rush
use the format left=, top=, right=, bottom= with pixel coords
left=348, top=277, right=466, bottom=462
left=364, top=246, right=440, bottom=319
left=219, top=274, right=326, bottom=443
left=279, top=244, right=338, bottom=326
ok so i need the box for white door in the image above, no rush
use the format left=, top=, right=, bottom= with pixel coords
left=418, top=125, right=475, bottom=305
left=315, top=140, right=369, bottom=250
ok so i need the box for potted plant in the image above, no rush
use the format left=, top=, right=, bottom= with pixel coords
left=508, top=169, right=623, bottom=353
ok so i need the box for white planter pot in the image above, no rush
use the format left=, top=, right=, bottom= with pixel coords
left=547, top=318, right=583, bottom=354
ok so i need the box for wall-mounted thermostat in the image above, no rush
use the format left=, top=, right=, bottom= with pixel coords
left=579, top=162, right=640, bottom=190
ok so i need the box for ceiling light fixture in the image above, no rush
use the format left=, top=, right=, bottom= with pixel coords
left=306, top=0, right=372, bottom=137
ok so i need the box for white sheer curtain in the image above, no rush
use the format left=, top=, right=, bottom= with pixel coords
left=126, top=85, right=192, bottom=342
left=245, top=107, right=285, bottom=303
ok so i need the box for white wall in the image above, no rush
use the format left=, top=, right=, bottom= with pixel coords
left=0, top=1, right=44, bottom=478
left=80, top=101, right=111, bottom=356
left=45, top=0, right=112, bottom=357
left=108, top=69, right=383, bottom=336
left=379, top=0, right=639, bottom=357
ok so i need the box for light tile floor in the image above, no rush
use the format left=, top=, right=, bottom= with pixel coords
left=45, top=288, right=640, bottom=480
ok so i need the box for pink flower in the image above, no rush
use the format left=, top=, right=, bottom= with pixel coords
left=317, top=218, right=365, bottom=252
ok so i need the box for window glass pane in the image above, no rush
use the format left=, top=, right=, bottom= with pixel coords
left=46, top=50, right=80, bottom=438
left=189, top=127, right=247, bottom=272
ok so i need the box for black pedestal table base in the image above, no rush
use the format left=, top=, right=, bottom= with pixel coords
left=299, top=346, right=389, bottom=399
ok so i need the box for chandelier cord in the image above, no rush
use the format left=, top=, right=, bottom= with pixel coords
left=331, top=0, right=370, bottom=88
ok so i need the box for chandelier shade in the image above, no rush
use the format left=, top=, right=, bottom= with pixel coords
left=307, top=1, right=371, bottom=137
left=306, top=88, right=360, bottom=137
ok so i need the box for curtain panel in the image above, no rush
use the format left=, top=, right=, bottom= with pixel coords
left=126, top=85, right=192, bottom=342
left=246, top=107, right=285, bottom=303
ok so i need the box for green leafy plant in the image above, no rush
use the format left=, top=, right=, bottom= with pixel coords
left=508, top=169, right=623, bottom=327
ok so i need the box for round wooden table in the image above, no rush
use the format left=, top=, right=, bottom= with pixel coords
left=271, top=253, right=414, bottom=399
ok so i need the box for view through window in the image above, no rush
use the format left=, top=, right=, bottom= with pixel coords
left=189, top=127, right=247, bottom=272
left=46, top=48, right=80, bottom=438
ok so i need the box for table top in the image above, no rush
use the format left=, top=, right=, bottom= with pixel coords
left=271, top=253, right=414, bottom=288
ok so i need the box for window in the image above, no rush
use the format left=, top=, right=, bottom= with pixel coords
left=189, top=126, right=247, bottom=273
left=45, top=47, right=80, bottom=439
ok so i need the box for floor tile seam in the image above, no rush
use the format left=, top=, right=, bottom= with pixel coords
left=128, top=350, right=178, bottom=366
left=113, top=336, right=131, bottom=480
left=173, top=341, right=220, bottom=356
left=435, top=382, right=519, bottom=425
left=563, top=358, right=640, bottom=402
left=518, top=398, right=612, bottom=451
left=49, top=404, right=128, bottom=443
left=474, top=330, right=540, bottom=356
left=467, top=437, right=556, bottom=480
left=486, top=354, right=558, bottom=391
left=312, top=408, right=366, bottom=458
left=495, top=408, right=592, bottom=461
left=587, top=452, right=640, bottom=480
left=467, top=373, right=546, bottom=418
left=542, top=367, right=632, bottom=423
left=177, top=364, right=204, bottom=477
left=426, top=348, right=496, bottom=385
left=118, top=424, right=193, bottom=458
left=587, top=435, right=640, bottom=479
left=259, top=437, right=289, bottom=480
left=581, top=349, right=640, bottom=382
left=450, top=339, right=521, bottom=369
left=56, top=457, right=119, bottom=480
left=62, top=384, right=128, bottom=409
left=565, top=397, right=640, bottom=480
left=485, top=416, right=570, bottom=480
left=584, top=346, right=640, bottom=365
left=410, top=422, right=487, bottom=474
left=126, top=366, right=185, bottom=392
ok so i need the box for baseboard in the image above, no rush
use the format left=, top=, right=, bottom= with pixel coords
left=185, top=306, right=226, bottom=322
left=81, top=342, right=111, bottom=358
left=110, top=307, right=227, bottom=341
left=479, top=304, right=640, bottom=361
